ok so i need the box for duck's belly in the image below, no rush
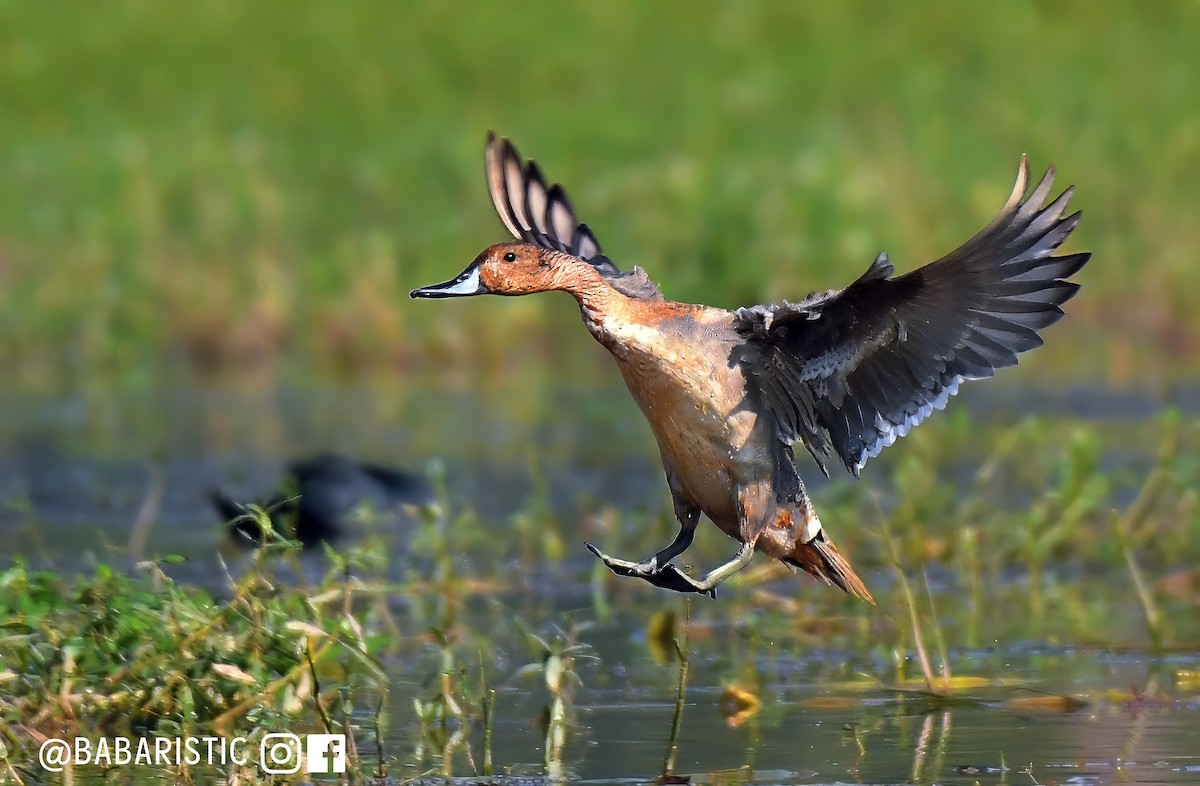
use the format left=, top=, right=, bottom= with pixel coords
left=614, top=354, right=757, bottom=533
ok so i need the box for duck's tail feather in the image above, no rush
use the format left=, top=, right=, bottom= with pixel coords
left=785, top=531, right=875, bottom=604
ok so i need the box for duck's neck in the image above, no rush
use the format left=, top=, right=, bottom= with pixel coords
left=554, top=259, right=630, bottom=338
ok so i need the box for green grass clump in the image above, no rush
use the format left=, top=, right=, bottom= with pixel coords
left=0, top=551, right=389, bottom=778
left=0, top=487, right=608, bottom=781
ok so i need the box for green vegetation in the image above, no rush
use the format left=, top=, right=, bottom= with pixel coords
left=0, top=523, right=392, bottom=781
left=0, top=2, right=1197, bottom=388
left=0, top=558, right=381, bottom=735
left=2, top=415, right=1198, bottom=780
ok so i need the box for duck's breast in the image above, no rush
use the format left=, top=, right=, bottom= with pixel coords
left=601, top=305, right=758, bottom=529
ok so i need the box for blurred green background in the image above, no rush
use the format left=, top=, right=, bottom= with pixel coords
left=0, top=1, right=1195, bottom=392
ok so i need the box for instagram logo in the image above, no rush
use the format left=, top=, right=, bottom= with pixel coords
left=259, top=733, right=302, bottom=774
left=306, top=734, right=347, bottom=774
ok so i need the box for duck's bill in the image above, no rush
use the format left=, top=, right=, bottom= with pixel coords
left=409, top=265, right=490, bottom=299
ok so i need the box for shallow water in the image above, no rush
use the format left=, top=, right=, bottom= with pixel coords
left=378, top=612, right=1200, bottom=786
left=3, top=379, right=1199, bottom=784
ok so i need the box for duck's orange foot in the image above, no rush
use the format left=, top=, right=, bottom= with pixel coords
left=583, top=542, right=717, bottom=598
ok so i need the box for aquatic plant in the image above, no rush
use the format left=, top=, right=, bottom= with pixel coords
left=0, top=532, right=391, bottom=779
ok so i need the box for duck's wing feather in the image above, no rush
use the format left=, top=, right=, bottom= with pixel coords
left=733, top=156, right=1090, bottom=479
left=485, top=132, right=661, bottom=300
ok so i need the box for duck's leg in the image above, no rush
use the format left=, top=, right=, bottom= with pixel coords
left=584, top=493, right=714, bottom=595
left=652, top=493, right=702, bottom=568
left=605, top=482, right=768, bottom=597
left=584, top=537, right=756, bottom=598
left=667, top=541, right=756, bottom=594
left=583, top=524, right=694, bottom=573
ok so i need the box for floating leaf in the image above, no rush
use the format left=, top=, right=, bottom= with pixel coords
left=718, top=684, right=761, bottom=727
left=1102, top=689, right=1138, bottom=704
left=1005, top=693, right=1087, bottom=713
left=893, top=675, right=993, bottom=691
left=1174, top=670, right=1200, bottom=691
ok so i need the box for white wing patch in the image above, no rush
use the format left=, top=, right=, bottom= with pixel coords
left=856, top=376, right=962, bottom=469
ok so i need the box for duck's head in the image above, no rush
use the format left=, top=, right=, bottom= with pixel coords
left=410, top=242, right=577, bottom=299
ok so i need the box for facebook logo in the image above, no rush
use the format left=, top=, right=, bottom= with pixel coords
left=305, top=734, right=346, bottom=774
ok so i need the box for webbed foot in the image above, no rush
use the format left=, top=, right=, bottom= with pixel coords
left=583, top=542, right=716, bottom=598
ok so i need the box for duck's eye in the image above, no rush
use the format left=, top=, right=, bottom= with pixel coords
left=503, top=251, right=516, bottom=262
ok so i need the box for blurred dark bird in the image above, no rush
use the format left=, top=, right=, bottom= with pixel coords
left=411, top=134, right=1090, bottom=599
left=211, top=453, right=433, bottom=548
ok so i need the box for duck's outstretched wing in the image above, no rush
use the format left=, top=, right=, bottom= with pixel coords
left=734, top=156, right=1090, bottom=479
left=485, top=132, right=661, bottom=300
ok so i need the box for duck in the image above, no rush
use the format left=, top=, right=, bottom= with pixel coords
left=411, top=134, right=1089, bottom=601
left=211, top=453, right=433, bottom=548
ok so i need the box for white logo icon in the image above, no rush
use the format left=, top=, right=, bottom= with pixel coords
left=259, top=733, right=302, bottom=774
left=306, top=734, right=347, bottom=774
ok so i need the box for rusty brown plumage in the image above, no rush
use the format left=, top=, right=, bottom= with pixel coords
left=411, top=134, right=1090, bottom=601
left=786, top=533, right=875, bottom=604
